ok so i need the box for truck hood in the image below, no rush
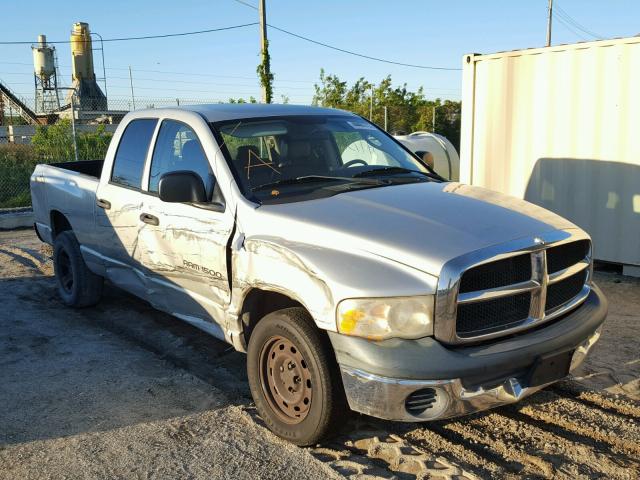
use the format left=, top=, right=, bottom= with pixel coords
left=251, top=181, right=577, bottom=276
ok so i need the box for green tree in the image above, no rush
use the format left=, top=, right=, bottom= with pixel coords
left=228, top=97, right=258, bottom=104
left=313, top=70, right=461, bottom=150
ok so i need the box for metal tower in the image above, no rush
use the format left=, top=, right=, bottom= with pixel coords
left=32, top=35, right=61, bottom=114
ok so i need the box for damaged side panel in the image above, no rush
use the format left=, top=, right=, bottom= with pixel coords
left=136, top=196, right=235, bottom=327
left=230, top=236, right=336, bottom=334
left=94, top=183, right=150, bottom=300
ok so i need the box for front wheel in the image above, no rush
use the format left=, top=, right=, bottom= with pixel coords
left=247, top=307, right=348, bottom=446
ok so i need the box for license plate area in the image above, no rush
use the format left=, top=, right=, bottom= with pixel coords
left=525, top=350, right=573, bottom=388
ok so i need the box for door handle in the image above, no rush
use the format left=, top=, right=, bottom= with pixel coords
left=96, top=198, right=111, bottom=210
left=140, top=213, right=160, bottom=226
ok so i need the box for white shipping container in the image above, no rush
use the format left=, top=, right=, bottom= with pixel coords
left=460, top=36, right=640, bottom=272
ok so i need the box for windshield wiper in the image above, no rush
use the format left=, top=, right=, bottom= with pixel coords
left=251, top=175, right=383, bottom=192
left=353, top=166, right=433, bottom=178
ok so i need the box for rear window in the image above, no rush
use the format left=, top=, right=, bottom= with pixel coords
left=111, top=119, right=158, bottom=188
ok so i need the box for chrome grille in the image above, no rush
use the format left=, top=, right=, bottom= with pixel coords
left=546, top=269, right=587, bottom=312
left=547, top=240, right=590, bottom=274
left=458, top=253, right=532, bottom=293
left=435, top=231, right=593, bottom=344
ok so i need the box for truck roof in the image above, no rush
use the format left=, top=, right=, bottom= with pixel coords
left=133, top=103, right=355, bottom=123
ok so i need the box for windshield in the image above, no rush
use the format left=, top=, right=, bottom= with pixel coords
left=212, top=115, right=434, bottom=203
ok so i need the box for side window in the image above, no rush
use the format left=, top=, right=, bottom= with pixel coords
left=111, top=119, right=158, bottom=188
left=148, top=120, right=215, bottom=199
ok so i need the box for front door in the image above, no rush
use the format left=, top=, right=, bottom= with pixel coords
left=136, top=119, right=234, bottom=331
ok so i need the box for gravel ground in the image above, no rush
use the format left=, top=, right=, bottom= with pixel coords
left=0, top=229, right=638, bottom=479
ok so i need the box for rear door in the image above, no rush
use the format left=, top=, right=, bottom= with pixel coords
left=136, top=119, right=234, bottom=329
left=94, top=118, right=158, bottom=297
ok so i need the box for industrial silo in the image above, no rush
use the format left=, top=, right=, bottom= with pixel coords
left=66, top=22, right=107, bottom=111
left=31, top=34, right=60, bottom=113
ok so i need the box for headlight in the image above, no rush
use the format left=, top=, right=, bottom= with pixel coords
left=337, top=296, right=434, bottom=340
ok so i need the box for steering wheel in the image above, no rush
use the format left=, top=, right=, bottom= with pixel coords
left=342, top=159, right=368, bottom=168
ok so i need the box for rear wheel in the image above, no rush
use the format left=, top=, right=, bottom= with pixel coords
left=247, top=307, right=347, bottom=446
left=53, top=231, right=103, bottom=307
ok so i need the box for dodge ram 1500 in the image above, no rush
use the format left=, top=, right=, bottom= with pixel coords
left=31, top=104, right=607, bottom=445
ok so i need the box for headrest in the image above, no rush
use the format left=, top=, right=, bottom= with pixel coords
left=236, top=145, right=260, bottom=165
left=288, top=141, right=311, bottom=158
left=181, top=139, right=203, bottom=162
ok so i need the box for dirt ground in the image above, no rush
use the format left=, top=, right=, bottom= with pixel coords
left=0, top=229, right=638, bottom=479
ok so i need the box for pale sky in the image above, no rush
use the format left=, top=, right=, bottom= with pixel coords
left=1, top=1, right=637, bottom=106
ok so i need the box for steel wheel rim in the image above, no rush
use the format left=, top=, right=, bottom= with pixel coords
left=259, top=335, right=312, bottom=424
left=57, top=250, right=73, bottom=293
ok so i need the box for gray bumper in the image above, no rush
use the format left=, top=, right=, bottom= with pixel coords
left=330, top=285, right=607, bottom=422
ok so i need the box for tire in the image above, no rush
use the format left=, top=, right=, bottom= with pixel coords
left=53, top=230, right=103, bottom=307
left=247, top=307, right=348, bottom=446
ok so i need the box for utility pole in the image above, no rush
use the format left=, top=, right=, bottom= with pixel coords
left=546, top=0, right=553, bottom=47
left=383, top=106, right=388, bottom=131
left=128, top=66, right=136, bottom=110
left=91, top=32, right=108, bottom=102
left=258, top=0, right=271, bottom=103
left=432, top=104, right=437, bottom=133
left=70, top=93, right=78, bottom=162
left=59, top=87, right=79, bottom=161
left=369, top=85, right=374, bottom=121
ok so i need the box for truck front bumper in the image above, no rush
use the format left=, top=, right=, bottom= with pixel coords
left=329, top=285, right=607, bottom=422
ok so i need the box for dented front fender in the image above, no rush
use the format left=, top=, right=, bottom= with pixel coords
left=228, top=234, right=438, bottom=336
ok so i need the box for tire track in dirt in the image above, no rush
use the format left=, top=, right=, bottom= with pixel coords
left=409, top=421, right=525, bottom=476
left=551, top=382, right=640, bottom=418
left=469, top=410, right=632, bottom=478
left=398, top=423, right=502, bottom=479
left=394, top=384, right=640, bottom=479
left=510, top=407, right=639, bottom=457
left=511, top=391, right=640, bottom=455
left=310, top=420, right=479, bottom=479
left=433, top=420, right=555, bottom=478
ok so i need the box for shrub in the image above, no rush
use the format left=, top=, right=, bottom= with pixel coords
left=0, top=144, right=41, bottom=208
left=32, top=120, right=113, bottom=162
left=0, top=122, right=113, bottom=208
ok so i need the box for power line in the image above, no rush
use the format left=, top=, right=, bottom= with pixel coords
left=232, top=0, right=258, bottom=10
left=1, top=72, right=460, bottom=96
left=0, top=64, right=462, bottom=94
left=554, top=4, right=603, bottom=39
left=552, top=12, right=587, bottom=40
left=86, top=75, right=311, bottom=90
left=105, top=67, right=315, bottom=84
left=267, top=25, right=460, bottom=71
left=0, top=61, right=317, bottom=84
left=231, top=0, right=460, bottom=71
left=0, top=23, right=257, bottom=45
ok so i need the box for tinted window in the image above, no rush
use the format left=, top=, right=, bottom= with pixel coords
left=111, top=119, right=157, bottom=188
left=148, top=120, right=215, bottom=199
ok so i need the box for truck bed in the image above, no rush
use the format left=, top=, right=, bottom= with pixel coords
left=49, top=160, right=104, bottom=179
left=30, top=160, right=104, bottom=246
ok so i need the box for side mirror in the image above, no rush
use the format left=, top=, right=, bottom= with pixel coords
left=158, top=171, right=206, bottom=203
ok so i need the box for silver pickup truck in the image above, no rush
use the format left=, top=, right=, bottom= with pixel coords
left=31, top=104, right=607, bottom=445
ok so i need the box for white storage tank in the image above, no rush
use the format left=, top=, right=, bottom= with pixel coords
left=460, top=36, right=640, bottom=275
left=394, top=132, right=460, bottom=181
left=32, top=35, right=55, bottom=81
